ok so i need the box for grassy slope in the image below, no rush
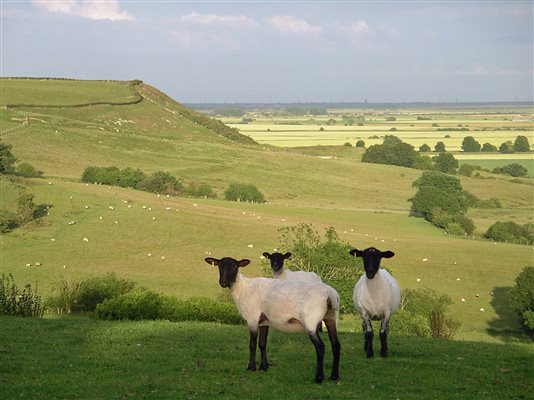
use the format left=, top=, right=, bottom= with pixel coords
left=0, top=79, right=533, bottom=340
left=1, top=316, right=532, bottom=400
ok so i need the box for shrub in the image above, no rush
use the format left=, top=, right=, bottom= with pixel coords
left=74, top=273, right=136, bottom=312
left=458, top=163, right=477, bottom=177
left=186, top=182, right=217, bottom=199
left=96, top=291, right=242, bottom=325
left=392, top=288, right=459, bottom=338
left=0, top=142, right=17, bottom=173
left=17, top=193, right=37, bottom=223
left=137, top=171, right=183, bottom=195
left=46, top=273, right=136, bottom=314
left=484, top=221, right=533, bottom=245
left=0, top=210, right=19, bottom=233
left=493, top=163, right=528, bottom=177
left=0, top=274, right=44, bottom=317
left=16, top=162, right=41, bottom=177
left=276, top=224, right=362, bottom=314
left=355, top=140, right=365, bottom=148
left=361, top=136, right=420, bottom=168
left=432, top=152, right=458, bottom=174
left=224, top=183, right=265, bottom=203
left=509, top=266, right=534, bottom=334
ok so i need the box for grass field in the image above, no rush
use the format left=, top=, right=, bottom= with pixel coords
left=222, top=108, right=533, bottom=153
left=1, top=79, right=532, bottom=342
left=1, top=316, right=532, bottom=399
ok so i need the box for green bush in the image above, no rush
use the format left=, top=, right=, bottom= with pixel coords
left=96, top=291, right=242, bottom=325
left=16, top=162, right=41, bottom=177
left=0, top=210, right=19, bottom=233
left=493, top=163, right=528, bottom=177
left=46, top=273, right=136, bottom=314
left=509, top=266, right=534, bottom=334
left=276, top=224, right=363, bottom=314
left=392, top=288, right=458, bottom=338
left=484, top=221, right=533, bottom=245
left=186, top=182, right=217, bottom=199
left=137, top=171, right=183, bottom=195
left=361, top=136, right=421, bottom=168
left=0, top=274, right=44, bottom=317
left=224, top=183, right=265, bottom=203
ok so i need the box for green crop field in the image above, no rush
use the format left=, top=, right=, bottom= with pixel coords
left=1, top=79, right=533, bottom=398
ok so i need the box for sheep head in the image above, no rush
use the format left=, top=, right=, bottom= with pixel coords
left=262, top=252, right=291, bottom=273
left=349, top=247, right=394, bottom=279
left=205, top=257, right=250, bottom=288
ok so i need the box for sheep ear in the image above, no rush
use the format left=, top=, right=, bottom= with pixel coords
left=205, top=257, right=219, bottom=267
left=349, top=249, right=362, bottom=257
left=238, top=259, right=251, bottom=268
left=381, top=251, right=395, bottom=259
left=283, top=252, right=292, bottom=259
left=262, top=252, right=271, bottom=259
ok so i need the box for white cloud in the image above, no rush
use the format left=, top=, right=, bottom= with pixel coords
left=338, top=19, right=372, bottom=50
left=267, top=15, right=322, bottom=36
left=33, top=0, right=134, bottom=21
left=350, top=20, right=369, bottom=34
left=171, top=30, right=241, bottom=51
left=181, top=12, right=259, bottom=29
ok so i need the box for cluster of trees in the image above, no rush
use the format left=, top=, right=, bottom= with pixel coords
left=410, top=171, right=475, bottom=235
left=484, top=221, right=533, bottom=245
left=461, top=135, right=531, bottom=153
left=224, top=183, right=265, bottom=203
left=362, top=135, right=461, bottom=172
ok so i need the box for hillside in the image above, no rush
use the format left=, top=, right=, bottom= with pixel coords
left=1, top=78, right=533, bottom=340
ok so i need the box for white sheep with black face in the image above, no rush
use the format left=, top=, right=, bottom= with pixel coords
left=204, top=256, right=341, bottom=384
left=350, top=247, right=401, bottom=358
left=262, top=252, right=322, bottom=283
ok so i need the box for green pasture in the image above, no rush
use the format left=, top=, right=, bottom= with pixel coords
left=1, top=316, right=532, bottom=400
left=1, top=79, right=533, bottom=343
left=457, top=157, right=534, bottom=176
left=1, top=176, right=532, bottom=339
left=0, top=78, right=138, bottom=107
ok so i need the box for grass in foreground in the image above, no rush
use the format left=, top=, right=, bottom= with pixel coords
left=0, top=316, right=532, bottom=399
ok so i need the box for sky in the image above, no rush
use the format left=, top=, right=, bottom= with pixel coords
left=1, top=1, right=533, bottom=103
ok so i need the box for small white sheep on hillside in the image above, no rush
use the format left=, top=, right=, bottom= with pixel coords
left=204, top=256, right=341, bottom=384
left=262, top=252, right=321, bottom=283
left=349, top=247, right=401, bottom=358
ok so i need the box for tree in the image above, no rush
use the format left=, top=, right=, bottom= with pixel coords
left=410, top=171, right=470, bottom=227
left=355, top=140, right=365, bottom=148
left=137, top=171, right=183, bottom=195
left=17, top=193, right=37, bottom=223
left=461, top=136, right=481, bottom=152
left=419, top=144, right=431, bottom=152
left=432, top=153, right=458, bottom=174
left=434, top=141, right=446, bottom=152
left=224, top=183, right=265, bottom=203
left=485, top=222, right=533, bottom=245
left=509, top=266, right=534, bottom=334
left=458, top=163, right=477, bottom=177
left=493, top=163, right=528, bottom=177
left=481, top=142, right=498, bottom=152
left=499, top=140, right=514, bottom=154
left=361, top=136, right=420, bottom=168
left=0, top=142, right=17, bottom=174
left=513, top=135, right=531, bottom=152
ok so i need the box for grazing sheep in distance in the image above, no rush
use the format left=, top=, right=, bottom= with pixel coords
left=349, top=247, right=400, bottom=358
left=262, top=252, right=321, bottom=283
left=204, top=256, right=341, bottom=384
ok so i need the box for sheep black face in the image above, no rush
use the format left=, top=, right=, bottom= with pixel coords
left=262, top=252, right=291, bottom=274
left=349, top=247, right=394, bottom=279
left=205, top=257, right=250, bottom=288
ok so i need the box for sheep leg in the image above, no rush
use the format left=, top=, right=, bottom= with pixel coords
left=247, top=329, right=258, bottom=371
left=363, top=317, right=374, bottom=358
left=308, top=325, right=325, bottom=384
left=379, top=318, right=389, bottom=357
left=258, top=325, right=269, bottom=371
left=324, top=318, right=340, bottom=381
